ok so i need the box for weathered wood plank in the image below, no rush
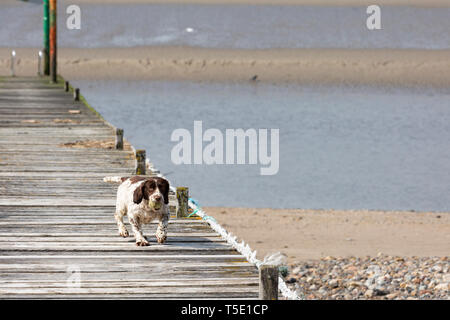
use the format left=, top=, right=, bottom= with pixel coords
left=0, top=294, right=258, bottom=299
left=0, top=226, right=213, bottom=234
left=0, top=219, right=207, bottom=225
left=0, top=270, right=257, bottom=281
left=0, top=287, right=257, bottom=295
left=0, top=236, right=224, bottom=243
left=0, top=280, right=258, bottom=289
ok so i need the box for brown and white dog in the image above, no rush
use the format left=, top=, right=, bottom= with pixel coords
left=103, top=176, right=170, bottom=246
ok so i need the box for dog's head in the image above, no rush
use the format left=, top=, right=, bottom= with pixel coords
left=133, top=177, right=170, bottom=210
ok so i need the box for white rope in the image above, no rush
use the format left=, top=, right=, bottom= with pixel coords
left=186, top=199, right=301, bottom=300
left=150, top=163, right=301, bottom=300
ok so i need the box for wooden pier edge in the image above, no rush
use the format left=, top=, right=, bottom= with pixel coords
left=58, top=75, right=107, bottom=122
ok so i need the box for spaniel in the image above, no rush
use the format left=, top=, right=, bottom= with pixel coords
left=103, top=176, right=170, bottom=246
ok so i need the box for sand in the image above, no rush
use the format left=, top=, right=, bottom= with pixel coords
left=204, top=207, right=450, bottom=264
left=2, top=47, right=450, bottom=87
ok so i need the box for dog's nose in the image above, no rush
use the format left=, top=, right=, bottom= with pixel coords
left=154, top=195, right=162, bottom=201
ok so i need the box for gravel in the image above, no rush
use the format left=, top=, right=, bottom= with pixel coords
left=284, top=254, right=449, bottom=300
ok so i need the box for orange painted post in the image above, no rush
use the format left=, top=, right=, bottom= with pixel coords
left=49, top=0, right=57, bottom=83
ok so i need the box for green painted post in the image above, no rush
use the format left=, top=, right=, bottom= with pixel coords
left=43, top=0, right=49, bottom=76
left=49, top=0, right=57, bottom=83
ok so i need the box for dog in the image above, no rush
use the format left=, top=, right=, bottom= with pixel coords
left=103, top=176, right=170, bottom=246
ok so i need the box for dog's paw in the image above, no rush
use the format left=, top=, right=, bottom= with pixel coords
left=156, top=235, right=167, bottom=244
left=119, top=228, right=129, bottom=238
left=136, top=239, right=149, bottom=246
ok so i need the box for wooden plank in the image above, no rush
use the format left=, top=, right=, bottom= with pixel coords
left=0, top=262, right=255, bottom=272
left=0, top=226, right=213, bottom=234
left=0, top=219, right=208, bottom=225
left=0, top=293, right=258, bottom=299
left=0, top=271, right=257, bottom=281
left=0, top=198, right=118, bottom=206
left=0, top=242, right=233, bottom=250
left=0, top=236, right=224, bottom=243
left=0, top=250, right=242, bottom=257
left=0, top=280, right=258, bottom=289
left=0, top=167, right=134, bottom=173
left=0, top=287, right=257, bottom=295
left=0, top=254, right=247, bottom=260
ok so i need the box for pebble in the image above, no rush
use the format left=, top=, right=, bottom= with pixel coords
left=386, top=292, right=399, bottom=299
left=292, top=267, right=302, bottom=275
left=328, top=279, right=339, bottom=288
left=364, top=289, right=374, bottom=298
left=286, top=277, right=297, bottom=284
left=435, top=283, right=449, bottom=291
left=284, top=255, right=449, bottom=300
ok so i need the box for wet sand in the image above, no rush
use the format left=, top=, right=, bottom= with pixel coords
left=1, top=47, right=450, bottom=87
left=204, top=207, right=450, bottom=264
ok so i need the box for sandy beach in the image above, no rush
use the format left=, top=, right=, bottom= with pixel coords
left=204, top=207, right=449, bottom=264
left=2, top=47, right=450, bottom=87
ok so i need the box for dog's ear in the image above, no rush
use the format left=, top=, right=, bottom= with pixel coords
left=133, top=182, right=149, bottom=204
left=158, top=178, right=170, bottom=204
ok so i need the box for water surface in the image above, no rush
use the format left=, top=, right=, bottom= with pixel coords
left=2, top=2, right=449, bottom=49
left=72, top=80, right=450, bottom=211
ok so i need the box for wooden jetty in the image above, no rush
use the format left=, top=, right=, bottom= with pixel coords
left=0, top=76, right=259, bottom=299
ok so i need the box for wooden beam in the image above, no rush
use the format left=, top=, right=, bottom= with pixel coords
left=115, top=128, right=123, bottom=150
left=73, top=88, right=80, bottom=101
left=176, top=187, right=189, bottom=218
left=135, top=149, right=146, bottom=174
left=259, top=265, right=278, bottom=300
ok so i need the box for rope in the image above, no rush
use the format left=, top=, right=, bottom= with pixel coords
left=187, top=198, right=301, bottom=300
left=162, top=173, right=301, bottom=300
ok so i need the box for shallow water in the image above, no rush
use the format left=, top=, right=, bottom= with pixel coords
left=1, top=2, right=450, bottom=49
left=71, top=80, right=450, bottom=211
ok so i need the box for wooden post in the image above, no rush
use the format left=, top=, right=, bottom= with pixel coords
left=49, top=0, right=57, bottom=83
left=135, top=149, right=146, bottom=175
left=115, top=128, right=124, bottom=150
left=10, top=50, right=15, bottom=77
left=259, top=265, right=279, bottom=300
left=43, top=0, right=50, bottom=76
left=176, top=187, right=189, bottom=218
left=74, top=88, right=80, bottom=101
left=38, top=51, right=43, bottom=76
left=64, top=81, right=69, bottom=92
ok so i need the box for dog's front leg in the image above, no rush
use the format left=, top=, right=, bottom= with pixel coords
left=115, top=210, right=129, bottom=238
left=156, top=215, right=168, bottom=244
left=129, top=217, right=149, bottom=246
